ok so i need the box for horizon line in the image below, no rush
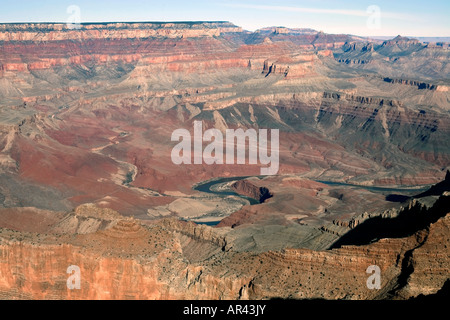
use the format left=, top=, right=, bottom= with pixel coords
left=0, top=21, right=448, bottom=39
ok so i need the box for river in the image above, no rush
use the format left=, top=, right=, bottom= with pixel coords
left=193, top=176, right=260, bottom=205
left=192, top=176, right=432, bottom=226
left=194, top=176, right=431, bottom=200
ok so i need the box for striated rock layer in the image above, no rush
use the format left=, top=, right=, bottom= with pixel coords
left=0, top=197, right=448, bottom=300
left=0, top=22, right=448, bottom=300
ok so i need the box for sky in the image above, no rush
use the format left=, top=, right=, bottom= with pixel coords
left=0, top=0, right=449, bottom=37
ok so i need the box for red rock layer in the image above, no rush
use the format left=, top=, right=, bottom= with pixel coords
left=0, top=209, right=448, bottom=300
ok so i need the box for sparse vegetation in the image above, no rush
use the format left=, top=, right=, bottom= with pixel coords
left=123, top=171, right=133, bottom=185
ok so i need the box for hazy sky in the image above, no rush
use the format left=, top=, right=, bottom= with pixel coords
left=0, top=0, right=449, bottom=37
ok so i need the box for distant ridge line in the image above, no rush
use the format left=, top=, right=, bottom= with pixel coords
left=0, top=21, right=233, bottom=25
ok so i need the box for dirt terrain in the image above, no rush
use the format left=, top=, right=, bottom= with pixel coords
left=0, top=22, right=448, bottom=299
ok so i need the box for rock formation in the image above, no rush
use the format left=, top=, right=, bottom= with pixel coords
left=0, top=192, right=448, bottom=299
left=0, top=22, right=448, bottom=300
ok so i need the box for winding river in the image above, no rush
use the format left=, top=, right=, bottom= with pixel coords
left=193, top=176, right=260, bottom=205
left=192, top=176, right=432, bottom=226
left=194, top=176, right=431, bottom=200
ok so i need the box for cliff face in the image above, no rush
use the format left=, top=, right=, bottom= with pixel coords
left=335, top=36, right=450, bottom=80
left=0, top=22, right=348, bottom=81
left=0, top=201, right=448, bottom=300
left=0, top=206, right=252, bottom=300
left=382, top=77, right=437, bottom=90
left=231, top=179, right=273, bottom=203
left=399, top=213, right=450, bottom=298
left=0, top=22, right=243, bottom=41
left=316, top=91, right=449, bottom=169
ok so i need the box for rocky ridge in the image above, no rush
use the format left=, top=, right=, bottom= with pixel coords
left=0, top=193, right=448, bottom=299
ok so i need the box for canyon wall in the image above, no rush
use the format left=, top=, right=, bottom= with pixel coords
left=0, top=22, right=243, bottom=41
left=0, top=22, right=448, bottom=301
left=0, top=201, right=448, bottom=300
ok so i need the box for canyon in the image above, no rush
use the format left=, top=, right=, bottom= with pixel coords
left=0, top=22, right=448, bottom=300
